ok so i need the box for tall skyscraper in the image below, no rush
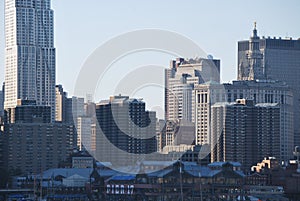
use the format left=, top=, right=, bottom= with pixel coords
left=211, top=99, right=280, bottom=171
left=4, top=0, right=56, bottom=120
left=238, top=23, right=300, bottom=146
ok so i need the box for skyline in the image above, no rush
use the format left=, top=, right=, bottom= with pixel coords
left=0, top=0, right=300, bottom=102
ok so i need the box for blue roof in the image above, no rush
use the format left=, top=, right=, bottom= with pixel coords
left=97, top=169, right=118, bottom=177
left=39, top=168, right=93, bottom=180
left=185, top=166, right=215, bottom=177
left=107, top=175, right=136, bottom=181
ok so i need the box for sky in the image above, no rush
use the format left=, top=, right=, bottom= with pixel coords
left=0, top=0, right=300, bottom=115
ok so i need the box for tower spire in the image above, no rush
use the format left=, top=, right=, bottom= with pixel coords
left=252, top=21, right=258, bottom=38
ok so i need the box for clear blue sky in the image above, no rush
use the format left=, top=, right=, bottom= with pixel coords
left=0, top=0, right=300, bottom=99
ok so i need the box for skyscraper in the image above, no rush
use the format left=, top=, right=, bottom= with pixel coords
left=211, top=99, right=280, bottom=171
left=238, top=23, right=300, bottom=146
left=4, top=0, right=56, bottom=120
left=194, top=80, right=293, bottom=161
left=95, top=95, right=157, bottom=165
left=165, top=57, right=220, bottom=123
left=224, top=80, right=294, bottom=163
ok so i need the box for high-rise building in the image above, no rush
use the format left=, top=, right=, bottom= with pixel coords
left=55, top=85, right=68, bottom=122
left=194, top=80, right=293, bottom=161
left=4, top=0, right=56, bottom=120
left=95, top=95, right=157, bottom=165
left=3, top=122, right=74, bottom=175
left=211, top=99, right=280, bottom=171
left=224, top=81, right=294, bottom=161
left=4, top=99, right=51, bottom=124
left=194, top=82, right=224, bottom=145
left=1, top=99, right=74, bottom=175
left=71, top=96, right=85, bottom=124
left=238, top=23, right=300, bottom=146
left=165, top=57, right=220, bottom=122
left=77, top=116, right=93, bottom=151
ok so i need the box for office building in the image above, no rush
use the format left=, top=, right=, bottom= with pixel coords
left=95, top=95, right=157, bottom=165
left=4, top=0, right=56, bottom=120
left=238, top=23, right=300, bottom=146
left=165, top=57, right=220, bottom=122
left=211, top=99, right=280, bottom=171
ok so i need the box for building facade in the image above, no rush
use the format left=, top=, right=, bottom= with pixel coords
left=77, top=116, right=93, bottom=151
left=194, top=82, right=225, bottom=145
left=5, top=99, right=51, bottom=124
left=95, top=95, right=157, bottom=165
left=224, top=80, right=294, bottom=162
left=238, top=24, right=300, bottom=147
left=211, top=99, right=280, bottom=171
left=165, top=57, right=220, bottom=123
left=3, top=122, right=74, bottom=175
left=1, top=99, right=75, bottom=175
left=194, top=80, right=293, bottom=162
left=4, top=0, right=56, bottom=120
left=55, top=84, right=68, bottom=122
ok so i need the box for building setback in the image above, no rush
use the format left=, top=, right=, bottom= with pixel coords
left=211, top=99, right=280, bottom=171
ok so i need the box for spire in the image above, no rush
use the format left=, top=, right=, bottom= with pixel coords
left=252, top=21, right=258, bottom=38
